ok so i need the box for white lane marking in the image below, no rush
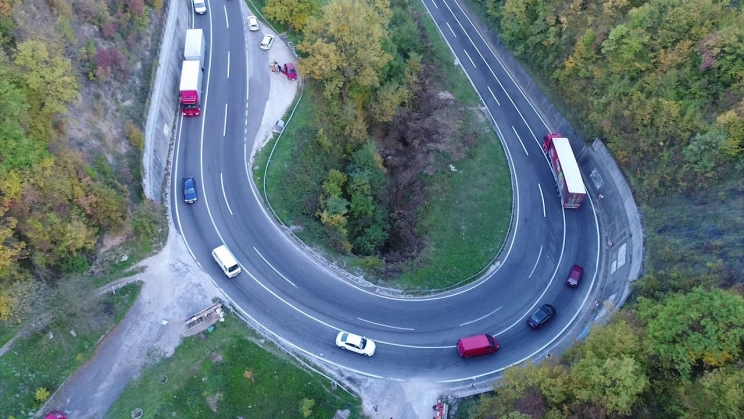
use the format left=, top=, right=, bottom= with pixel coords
left=223, top=103, right=228, bottom=136
left=451, top=0, right=550, bottom=133
left=223, top=4, right=229, bottom=28
left=358, top=318, right=415, bottom=331
left=459, top=306, right=502, bottom=326
left=512, top=125, right=528, bottom=155
left=227, top=51, right=230, bottom=78
left=220, top=173, right=233, bottom=215
left=431, top=0, right=438, bottom=9
left=463, top=49, right=476, bottom=68
left=253, top=247, right=297, bottom=288
left=487, top=85, right=500, bottom=106
left=528, top=245, right=542, bottom=278
left=441, top=0, right=539, bottom=145
left=538, top=183, right=546, bottom=217
left=446, top=22, right=456, bottom=36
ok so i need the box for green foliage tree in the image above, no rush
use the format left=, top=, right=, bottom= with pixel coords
left=317, top=169, right=350, bottom=251
left=263, top=0, right=320, bottom=31
left=637, top=287, right=744, bottom=377
left=571, top=354, right=649, bottom=416
left=14, top=40, right=79, bottom=117
left=679, top=367, right=744, bottom=419
left=299, top=0, right=392, bottom=101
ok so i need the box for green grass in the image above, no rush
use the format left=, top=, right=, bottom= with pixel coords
left=0, top=323, right=24, bottom=349
left=395, top=110, right=511, bottom=290
left=0, top=282, right=142, bottom=417
left=254, top=2, right=512, bottom=290
left=107, top=318, right=361, bottom=418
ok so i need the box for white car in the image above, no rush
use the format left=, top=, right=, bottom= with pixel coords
left=260, top=34, right=274, bottom=50
left=247, top=16, right=259, bottom=31
left=336, top=332, right=376, bottom=356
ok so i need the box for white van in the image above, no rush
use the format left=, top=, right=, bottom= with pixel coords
left=212, top=245, right=241, bottom=278
left=193, top=0, right=206, bottom=14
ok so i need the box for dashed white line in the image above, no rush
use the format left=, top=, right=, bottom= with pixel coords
left=538, top=183, right=546, bottom=217
left=463, top=49, right=476, bottom=68
left=487, top=85, right=500, bottom=106
left=358, top=318, right=415, bottom=331
left=223, top=5, right=229, bottom=28
left=227, top=51, right=230, bottom=78
left=446, top=22, right=456, bottom=36
left=512, top=126, right=528, bottom=155
left=220, top=172, right=233, bottom=215
left=223, top=103, right=228, bottom=136
left=459, top=306, right=502, bottom=326
left=254, top=247, right=297, bottom=288
left=529, top=245, right=543, bottom=278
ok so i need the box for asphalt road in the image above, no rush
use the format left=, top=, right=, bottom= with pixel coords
left=171, top=0, right=602, bottom=384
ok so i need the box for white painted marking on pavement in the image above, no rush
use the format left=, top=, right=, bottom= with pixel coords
left=223, top=103, right=228, bottom=136
left=220, top=173, right=233, bottom=215
left=538, top=183, right=546, bottom=217
left=459, top=306, right=502, bottom=326
left=529, top=246, right=543, bottom=278
left=227, top=51, right=230, bottom=78
left=446, top=22, right=456, bottom=36
left=463, top=49, right=476, bottom=68
left=358, top=318, right=414, bottom=331
left=512, top=126, right=528, bottom=155
left=254, top=247, right=297, bottom=287
left=487, top=85, right=500, bottom=106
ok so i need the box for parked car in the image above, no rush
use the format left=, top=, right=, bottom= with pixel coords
left=247, top=16, right=259, bottom=31
left=183, top=176, right=198, bottom=203
left=336, top=331, right=376, bottom=356
left=260, top=34, right=274, bottom=50
left=565, top=264, right=584, bottom=288
left=283, top=63, right=297, bottom=80
left=527, top=304, right=556, bottom=329
left=456, top=334, right=499, bottom=358
left=45, top=412, right=66, bottom=419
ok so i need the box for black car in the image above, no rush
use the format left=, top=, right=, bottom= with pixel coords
left=183, top=177, right=198, bottom=203
left=527, top=304, right=556, bottom=329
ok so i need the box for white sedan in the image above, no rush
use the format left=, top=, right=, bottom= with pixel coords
left=336, top=332, right=376, bottom=356
left=260, top=34, right=274, bottom=50
left=247, top=16, right=259, bottom=31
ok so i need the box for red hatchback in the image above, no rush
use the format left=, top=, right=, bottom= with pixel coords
left=566, top=264, right=584, bottom=288
left=283, top=63, right=297, bottom=80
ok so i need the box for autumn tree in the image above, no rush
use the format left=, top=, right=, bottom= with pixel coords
left=263, top=0, right=320, bottom=31
left=14, top=40, right=79, bottom=117
left=298, top=0, right=392, bottom=101
left=637, top=287, right=744, bottom=377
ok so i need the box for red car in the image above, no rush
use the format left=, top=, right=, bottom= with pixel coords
left=45, top=411, right=66, bottom=419
left=566, top=264, right=584, bottom=288
left=283, top=63, right=297, bottom=80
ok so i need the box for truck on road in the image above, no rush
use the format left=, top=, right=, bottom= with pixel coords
left=180, top=60, right=203, bottom=117
left=184, top=28, right=205, bottom=64
left=542, top=133, right=586, bottom=209
left=180, top=29, right=205, bottom=117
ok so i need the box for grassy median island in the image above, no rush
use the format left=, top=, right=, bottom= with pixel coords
left=255, top=0, right=511, bottom=290
left=107, top=318, right=361, bottom=418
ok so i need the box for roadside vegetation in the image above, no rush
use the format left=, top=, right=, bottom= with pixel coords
left=256, top=0, right=511, bottom=289
left=0, top=282, right=142, bottom=417
left=454, top=0, right=744, bottom=416
left=107, top=317, right=362, bottom=418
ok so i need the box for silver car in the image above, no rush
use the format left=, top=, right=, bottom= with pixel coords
left=247, top=16, right=259, bottom=31
left=260, top=34, right=274, bottom=50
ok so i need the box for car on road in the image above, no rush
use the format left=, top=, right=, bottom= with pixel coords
left=192, top=0, right=206, bottom=14
left=336, top=331, right=376, bottom=356
left=260, top=34, right=274, bottom=50
left=247, top=16, right=259, bottom=31
left=283, top=63, right=297, bottom=80
left=565, top=264, right=584, bottom=288
left=183, top=176, right=198, bottom=204
left=527, top=304, right=556, bottom=329
left=457, top=334, right=499, bottom=358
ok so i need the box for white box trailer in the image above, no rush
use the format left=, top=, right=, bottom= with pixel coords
left=184, top=28, right=206, bottom=67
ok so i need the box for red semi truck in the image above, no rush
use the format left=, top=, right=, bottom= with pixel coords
left=543, top=133, right=586, bottom=209
left=180, top=29, right=205, bottom=117
left=180, top=60, right=203, bottom=117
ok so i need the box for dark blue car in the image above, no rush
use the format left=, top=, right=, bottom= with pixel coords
left=527, top=304, right=556, bottom=329
left=183, top=177, right=198, bottom=204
